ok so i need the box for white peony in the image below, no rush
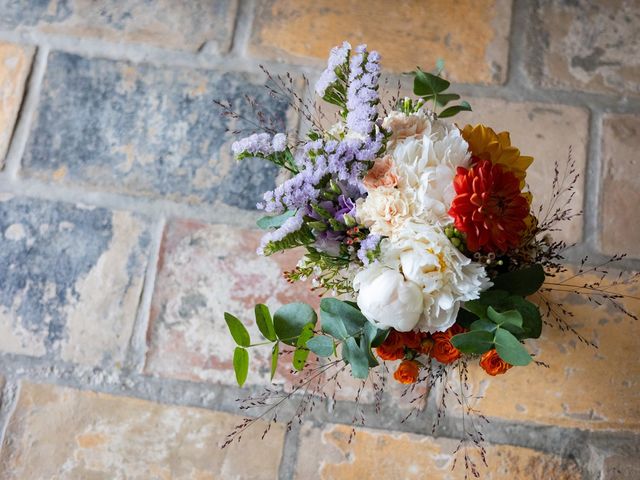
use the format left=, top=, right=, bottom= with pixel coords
left=353, top=264, right=424, bottom=332
left=354, top=223, right=491, bottom=333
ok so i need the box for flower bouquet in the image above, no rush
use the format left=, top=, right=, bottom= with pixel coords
left=218, top=42, right=638, bottom=472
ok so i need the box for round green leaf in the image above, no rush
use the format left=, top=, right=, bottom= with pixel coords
left=224, top=312, right=250, bottom=347
left=494, top=328, right=532, bottom=366
left=450, top=330, right=494, bottom=354
left=306, top=336, right=334, bottom=357
left=293, top=323, right=315, bottom=371
left=233, top=347, right=249, bottom=387
left=320, top=298, right=367, bottom=339
left=273, top=302, right=317, bottom=346
left=492, top=265, right=545, bottom=296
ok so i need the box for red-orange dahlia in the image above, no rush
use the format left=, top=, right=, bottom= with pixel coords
left=449, top=158, right=530, bottom=253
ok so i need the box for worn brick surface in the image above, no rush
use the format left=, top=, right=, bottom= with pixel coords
left=0, top=1, right=238, bottom=54
left=22, top=52, right=293, bottom=209
left=0, top=195, right=150, bottom=365
left=145, top=220, right=320, bottom=386
left=602, top=455, right=640, bottom=480
left=458, top=98, right=589, bottom=244
left=528, top=0, right=640, bottom=96
left=451, top=270, right=640, bottom=431
left=0, top=382, right=284, bottom=479
left=250, top=0, right=512, bottom=84
left=0, top=42, right=34, bottom=165
left=295, top=423, right=582, bottom=479
left=600, top=114, right=640, bottom=257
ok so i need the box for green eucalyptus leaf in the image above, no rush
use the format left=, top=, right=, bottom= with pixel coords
left=293, top=323, right=315, bottom=371
left=257, top=210, right=296, bottom=230
left=470, top=319, right=498, bottom=333
left=362, top=322, right=383, bottom=367
left=450, top=330, right=494, bottom=354
left=438, top=101, right=472, bottom=118
left=492, top=264, right=546, bottom=296
left=255, top=304, right=276, bottom=341
left=270, top=342, right=279, bottom=381
left=462, top=299, right=487, bottom=319
left=494, top=328, right=532, bottom=366
left=510, top=296, right=542, bottom=339
left=233, top=347, right=249, bottom=387
left=342, top=337, right=370, bottom=379
left=487, top=307, right=523, bottom=328
left=320, top=298, right=367, bottom=340
left=224, top=312, right=250, bottom=347
left=273, top=302, right=317, bottom=346
left=306, top=336, right=334, bottom=357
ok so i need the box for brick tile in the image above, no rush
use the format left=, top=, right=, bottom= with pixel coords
left=0, top=1, right=238, bottom=53
left=145, top=220, right=320, bottom=386
left=600, top=114, right=640, bottom=257
left=22, top=52, right=294, bottom=209
left=603, top=455, right=640, bottom=480
left=0, top=42, right=34, bottom=165
left=295, top=423, right=582, bottom=479
left=250, top=0, right=512, bottom=84
left=458, top=98, right=589, bottom=245
left=0, top=382, right=284, bottom=479
left=528, top=0, right=640, bottom=96
left=451, top=269, right=640, bottom=431
left=0, top=195, right=150, bottom=365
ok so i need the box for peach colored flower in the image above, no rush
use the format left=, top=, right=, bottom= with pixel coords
left=363, top=155, right=398, bottom=190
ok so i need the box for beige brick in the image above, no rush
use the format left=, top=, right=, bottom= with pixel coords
left=603, top=455, right=640, bottom=480
left=295, top=423, right=582, bottom=479
left=0, top=42, right=34, bottom=165
left=145, top=220, right=321, bottom=386
left=528, top=0, right=640, bottom=96
left=453, top=269, right=640, bottom=431
left=600, top=114, right=640, bottom=257
left=250, top=0, right=512, bottom=84
left=0, top=382, right=284, bottom=479
left=1, top=1, right=238, bottom=53
left=458, top=98, right=589, bottom=245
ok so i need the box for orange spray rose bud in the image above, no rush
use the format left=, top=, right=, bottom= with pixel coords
left=480, top=349, right=512, bottom=376
left=376, top=329, right=405, bottom=361
left=430, top=332, right=462, bottom=364
left=393, top=360, right=420, bottom=384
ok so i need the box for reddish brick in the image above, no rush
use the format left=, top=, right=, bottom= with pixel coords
left=145, top=220, right=321, bottom=386
left=0, top=42, right=34, bottom=165
left=250, top=0, right=512, bottom=84
left=0, top=382, right=284, bottom=479
left=600, top=114, right=640, bottom=257
left=295, top=423, right=582, bottom=479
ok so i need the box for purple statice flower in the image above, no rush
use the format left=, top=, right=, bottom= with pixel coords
left=231, top=132, right=287, bottom=157
left=357, top=234, right=382, bottom=265
left=345, top=44, right=381, bottom=137
left=315, top=41, right=351, bottom=97
left=257, top=210, right=304, bottom=255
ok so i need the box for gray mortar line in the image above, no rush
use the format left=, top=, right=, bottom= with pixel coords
left=230, top=0, right=257, bottom=58
left=278, top=423, right=302, bottom=480
left=1, top=352, right=638, bottom=460
left=125, top=217, right=166, bottom=374
left=583, top=110, right=604, bottom=251
left=0, top=380, right=20, bottom=450
left=4, top=44, right=48, bottom=179
left=0, top=177, right=260, bottom=229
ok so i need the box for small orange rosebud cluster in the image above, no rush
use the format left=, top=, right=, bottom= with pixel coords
left=429, top=323, right=466, bottom=364
left=479, top=349, right=512, bottom=376
left=376, top=329, right=431, bottom=383
left=393, top=360, right=420, bottom=384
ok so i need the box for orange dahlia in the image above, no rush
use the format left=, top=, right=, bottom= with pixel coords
left=449, top=159, right=530, bottom=253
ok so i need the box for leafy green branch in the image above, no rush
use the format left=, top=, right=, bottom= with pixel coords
left=411, top=65, right=472, bottom=119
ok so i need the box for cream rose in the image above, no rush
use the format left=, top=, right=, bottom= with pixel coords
left=382, top=109, right=432, bottom=144
left=353, top=265, right=424, bottom=332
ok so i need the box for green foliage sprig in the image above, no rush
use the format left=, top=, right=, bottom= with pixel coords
left=411, top=64, right=472, bottom=119
left=224, top=299, right=387, bottom=386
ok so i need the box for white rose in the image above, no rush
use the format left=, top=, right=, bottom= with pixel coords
left=353, top=265, right=423, bottom=332
left=356, top=187, right=412, bottom=236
